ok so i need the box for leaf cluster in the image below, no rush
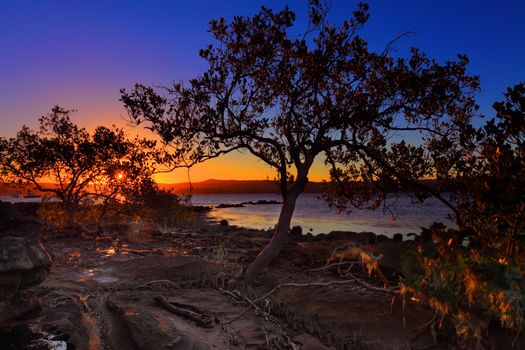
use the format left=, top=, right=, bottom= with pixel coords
left=121, top=2, right=479, bottom=202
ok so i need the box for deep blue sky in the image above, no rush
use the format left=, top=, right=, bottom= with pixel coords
left=1, top=1, right=524, bottom=180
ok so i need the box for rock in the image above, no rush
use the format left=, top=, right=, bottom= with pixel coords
left=317, top=231, right=376, bottom=244
left=219, top=219, right=229, bottom=227
left=392, top=233, right=403, bottom=242
left=39, top=295, right=101, bottom=350
left=241, top=200, right=282, bottom=205
left=13, top=202, right=42, bottom=218
left=191, top=205, right=212, bottom=213
left=279, top=241, right=332, bottom=266
left=290, top=225, right=302, bottom=238
left=216, top=203, right=244, bottom=208
left=0, top=201, right=52, bottom=312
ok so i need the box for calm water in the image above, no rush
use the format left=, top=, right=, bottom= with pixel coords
left=191, top=193, right=454, bottom=237
left=0, top=193, right=455, bottom=237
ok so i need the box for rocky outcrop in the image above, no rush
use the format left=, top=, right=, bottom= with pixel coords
left=0, top=201, right=52, bottom=315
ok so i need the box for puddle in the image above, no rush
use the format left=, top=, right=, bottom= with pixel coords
left=75, top=267, right=119, bottom=284
left=93, top=275, right=119, bottom=283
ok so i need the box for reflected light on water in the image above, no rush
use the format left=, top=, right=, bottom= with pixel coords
left=75, top=268, right=119, bottom=284
left=193, top=193, right=455, bottom=236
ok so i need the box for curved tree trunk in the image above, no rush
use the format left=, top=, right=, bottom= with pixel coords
left=245, top=176, right=307, bottom=280
left=65, top=201, right=75, bottom=228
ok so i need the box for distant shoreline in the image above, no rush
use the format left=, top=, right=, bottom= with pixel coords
left=158, top=179, right=324, bottom=194
left=0, top=178, right=440, bottom=196
left=0, top=179, right=324, bottom=196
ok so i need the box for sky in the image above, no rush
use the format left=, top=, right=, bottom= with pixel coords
left=1, top=0, right=524, bottom=183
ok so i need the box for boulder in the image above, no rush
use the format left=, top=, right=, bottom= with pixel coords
left=0, top=201, right=52, bottom=309
left=290, top=225, right=303, bottom=239
left=392, top=233, right=403, bottom=242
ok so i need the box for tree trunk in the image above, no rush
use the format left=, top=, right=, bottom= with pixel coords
left=64, top=200, right=76, bottom=228
left=245, top=186, right=302, bottom=280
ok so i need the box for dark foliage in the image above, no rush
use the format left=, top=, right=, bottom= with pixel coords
left=402, top=84, right=525, bottom=347
left=0, top=106, right=159, bottom=226
left=120, top=2, right=479, bottom=278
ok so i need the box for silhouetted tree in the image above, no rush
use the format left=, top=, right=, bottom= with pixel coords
left=0, top=106, right=159, bottom=226
left=121, top=2, right=479, bottom=280
left=402, top=83, right=525, bottom=345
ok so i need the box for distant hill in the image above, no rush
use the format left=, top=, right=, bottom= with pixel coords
left=159, top=178, right=442, bottom=195
left=159, top=179, right=325, bottom=194
left=1, top=178, right=441, bottom=196
left=0, top=180, right=322, bottom=196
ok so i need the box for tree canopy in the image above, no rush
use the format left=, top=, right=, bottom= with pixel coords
left=0, top=106, right=159, bottom=226
left=121, top=2, right=480, bottom=279
left=402, top=83, right=525, bottom=345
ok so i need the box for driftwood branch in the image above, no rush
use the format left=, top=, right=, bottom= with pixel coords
left=155, top=295, right=216, bottom=328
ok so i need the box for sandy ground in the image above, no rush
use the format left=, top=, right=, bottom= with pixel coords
left=1, top=222, right=440, bottom=350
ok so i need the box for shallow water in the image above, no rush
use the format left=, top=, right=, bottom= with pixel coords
left=75, top=267, right=119, bottom=284
left=1, top=193, right=455, bottom=238
left=191, top=193, right=454, bottom=237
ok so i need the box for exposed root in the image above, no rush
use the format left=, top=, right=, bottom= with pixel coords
left=222, top=276, right=399, bottom=327
left=154, top=295, right=216, bottom=328
left=341, top=272, right=400, bottom=296
left=220, top=288, right=281, bottom=326
left=218, top=288, right=299, bottom=349
left=139, top=279, right=181, bottom=290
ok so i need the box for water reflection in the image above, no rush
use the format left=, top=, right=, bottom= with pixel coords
left=76, top=267, right=119, bottom=283
left=192, top=193, right=454, bottom=236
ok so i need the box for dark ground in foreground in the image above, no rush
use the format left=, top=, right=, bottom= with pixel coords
left=2, top=219, right=449, bottom=350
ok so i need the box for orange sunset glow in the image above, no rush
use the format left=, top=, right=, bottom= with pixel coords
left=0, top=2, right=524, bottom=348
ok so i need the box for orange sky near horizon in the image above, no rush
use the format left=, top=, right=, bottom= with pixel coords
left=3, top=2, right=523, bottom=184
left=1, top=105, right=330, bottom=184
left=161, top=152, right=330, bottom=184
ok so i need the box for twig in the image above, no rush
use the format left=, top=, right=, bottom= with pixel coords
left=338, top=273, right=400, bottom=296
left=308, top=261, right=363, bottom=271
